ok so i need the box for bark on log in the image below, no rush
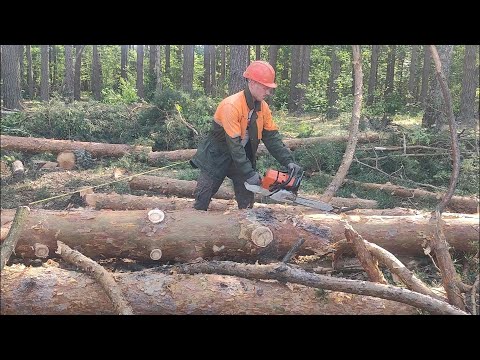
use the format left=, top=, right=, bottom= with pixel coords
left=129, top=175, right=378, bottom=209
left=82, top=192, right=374, bottom=214
left=1, top=208, right=478, bottom=262
left=345, top=179, right=479, bottom=214
left=83, top=192, right=237, bottom=211
left=0, top=135, right=150, bottom=158
left=1, top=264, right=418, bottom=315
left=1, top=134, right=381, bottom=165
left=129, top=175, right=235, bottom=200
left=0, top=206, right=30, bottom=270
left=147, top=134, right=382, bottom=164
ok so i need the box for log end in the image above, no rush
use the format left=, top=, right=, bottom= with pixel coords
left=251, top=226, right=273, bottom=248
left=57, top=152, right=76, bottom=170
left=150, top=249, right=162, bottom=260
left=34, top=243, right=49, bottom=258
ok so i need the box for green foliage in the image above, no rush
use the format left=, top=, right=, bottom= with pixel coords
left=102, top=77, right=139, bottom=104
left=7, top=100, right=140, bottom=144
left=138, top=88, right=216, bottom=151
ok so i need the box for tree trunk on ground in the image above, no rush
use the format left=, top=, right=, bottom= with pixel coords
left=0, top=135, right=150, bottom=158
left=344, top=179, right=479, bottom=213
left=147, top=134, right=382, bottom=164
left=130, top=175, right=234, bottom=199
left=1, top=208, right=477, bottom=262
left=1, top=264, right=419, bottom=315
left=129, top=175, right=378, bottom=209
left=0, top=134, right=381, bottom=163
left=83, top=193, right=376, bottom=215
left=321, top=45, right=362, bottom=202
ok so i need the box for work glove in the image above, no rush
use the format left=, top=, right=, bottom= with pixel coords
left=246, top=172, right=262, bottom=186
left=287, top=162, right=302, bottom=176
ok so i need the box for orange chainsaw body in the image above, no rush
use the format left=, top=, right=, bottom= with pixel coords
left=261, top=169, right=296, bottom=191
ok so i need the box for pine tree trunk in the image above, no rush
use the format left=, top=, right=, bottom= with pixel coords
left=1, top=208, right=477, bottom=261
left=1, top=265, right=418, bottom=315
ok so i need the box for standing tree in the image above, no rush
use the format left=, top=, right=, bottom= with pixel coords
left=155, top=45, right=163, bottom=95
left=165, top=45, right=170, bottom=74
left=384, top=45, right=396, bottom=98
left=288, top=45, right=311, bottom=114
left=63, top=45, right=74, bottom=103
left=229, top=45, right=248, bottom=95
left=91, top=45, right=103, bottom=101
left=26, top=45, right=34, bottom=99
left=320, top=45, right=363, bottom=202
left=457, top=45, right=479, bottom=127
left=268, top=45, right=280, bottom=73
left=408, top=45, right=420, bottom=101
left=204, top=45, right=212, bottom=95
left=136, top=45, right=144, bottom=99
left=74, top=45, right=84, bottom=101
left=326, top=45, right=341, bottom=119
left=182, top=45, right=194, bottom=94
left=40, top=45, right=49, bottom=102
left=422, top=45, right=454, bottom=130
left=419, top=45, right=431, bottom=105
left=121, top=45, right=128, bottom=81
left=366, top=45, right=380, bottom=106
left=1, top=45, right=22, bottom=110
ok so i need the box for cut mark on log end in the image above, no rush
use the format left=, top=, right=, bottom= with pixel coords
left=150, top=249, right=163, bottom=260
left=34, top=243, right=49, bottom=258
left=148, top=209, right=165, bottom=224
left=251, top=226, right=273, bottom=248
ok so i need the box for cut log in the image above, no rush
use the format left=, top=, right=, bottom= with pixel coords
left=12, top=160, right=25, bottom=179
left=147, top=133, right=382, bottom=164
left=130, top=175, right=378, bottom=209
left=129, top=175, right=235, bottom=200
left=0, top=264, right=418, bottom=315
left=1, top=208, right=477, bottom=262
left=83, top=192, right=237, bottom=211
left=56, top=152, right=76, bottom=170
left=0, top=135, right=150, bottom=158
left=345, top=179, right=479, bottom=214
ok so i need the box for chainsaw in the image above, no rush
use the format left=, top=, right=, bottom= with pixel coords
left=244, top=168, right=334, bottom=211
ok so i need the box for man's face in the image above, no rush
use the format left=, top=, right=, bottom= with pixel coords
left=250, top=80, right=273, bottom=102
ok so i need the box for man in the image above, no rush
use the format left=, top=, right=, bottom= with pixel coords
left=190, top=60, right=302, bottom=210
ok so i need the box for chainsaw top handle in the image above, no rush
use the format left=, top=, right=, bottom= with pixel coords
left=268, top=168, right=304, bottom=194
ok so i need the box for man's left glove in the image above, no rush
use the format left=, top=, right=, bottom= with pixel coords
left=287, top=162, right=302, bottom=176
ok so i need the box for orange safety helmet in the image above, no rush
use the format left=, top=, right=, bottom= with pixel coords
left=243, top=60, right=277, bottom=88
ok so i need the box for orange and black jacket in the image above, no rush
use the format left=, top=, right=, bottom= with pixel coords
left=191, top=86, right=294, bottom=181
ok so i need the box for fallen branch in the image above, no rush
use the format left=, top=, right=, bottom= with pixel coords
left=0, top=206, right=30, bottom=271
left=364, top=241, right=445, bottom=302
left=344, top=222, right=387, bottom=284
left=175, top=260, right=467, bottom=315
left=56, top=241, right=133, bottom=315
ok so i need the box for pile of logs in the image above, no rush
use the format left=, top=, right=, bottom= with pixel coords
left=1, top=134, right=478, bottom=315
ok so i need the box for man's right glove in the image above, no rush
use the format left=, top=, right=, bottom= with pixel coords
left=246, top=172, right=262, bottom=186
left=287, top=162, right=302, bottom=177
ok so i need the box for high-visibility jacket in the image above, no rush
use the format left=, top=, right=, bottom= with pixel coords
left=190, top=86, right=294, bottom=181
